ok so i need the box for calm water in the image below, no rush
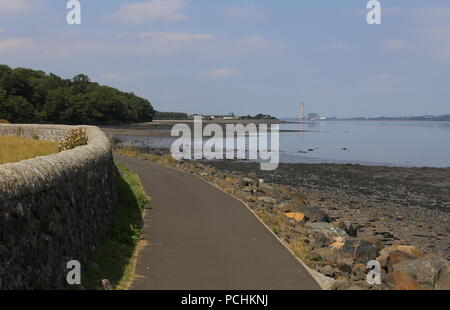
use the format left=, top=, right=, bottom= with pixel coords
left=279, top=121, right=450, bottom=167
left=118, top=121, right=450, bottom=168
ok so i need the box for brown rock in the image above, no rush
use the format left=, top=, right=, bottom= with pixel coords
left=380, top=245, right=424, bottom=260
left=391, top=254, right=449, bottom=290
left=330, top=237, right=345, bottom=250
left=307, top=247, right=340, bottom=265
left=387, top=272, right=425, bottom=290
left=361, top=236, right=384, bottom=251
left=101, top=279, right=112, bottom=290
left=378, top=245, right=424, bottom=269
left=285, top=212, right=305, bottom=222
left=352, top=263, right=367, bottom=281
left=386, top=250, right=417, bottom=272
left=436, top=264, right=450, bottom=290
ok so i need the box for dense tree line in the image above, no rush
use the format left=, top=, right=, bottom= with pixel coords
left=0, top=65, right=154, bottom=124
left=154, top=111, right=189, bottom=120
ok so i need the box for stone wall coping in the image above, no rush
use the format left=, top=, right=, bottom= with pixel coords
left=0, top=124, right=111, bottom=202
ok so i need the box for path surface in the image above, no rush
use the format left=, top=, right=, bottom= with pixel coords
left=114, top=155, right=321, bottom=290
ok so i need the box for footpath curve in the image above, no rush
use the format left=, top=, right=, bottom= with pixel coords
left=115, top=154, right=321, bottom=290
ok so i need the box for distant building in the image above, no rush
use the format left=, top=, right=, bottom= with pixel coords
left=307, top=113, right=321, bottom=121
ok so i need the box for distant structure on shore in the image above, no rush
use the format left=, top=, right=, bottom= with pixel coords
left=300, top=102, right=305, bottom=120
left=299, top=102, right=326, bottom=121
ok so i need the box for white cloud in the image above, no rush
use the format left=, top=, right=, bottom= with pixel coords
left=327, top=42, right=349, bottom=51
left=0, top=0, right=32, bottom=15
left=201, top=68, right=241, bottom=78
left=382, top=40, right=412, bottom=51
left=0, top=32, right=281, bottom=58
left=0, top=37, right=33, bottom=51
left=135, top=32, right=215, bottom=41
left=106, top=0, right=187, bottom=23
left=0, top=29, right=5, bottom=33
left=221, top=5, right=268, bottom=20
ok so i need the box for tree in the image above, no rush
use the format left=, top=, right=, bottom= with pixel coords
left=1, top=96, right=37, bottom=123
left=0, top=66, right=155, bottom=124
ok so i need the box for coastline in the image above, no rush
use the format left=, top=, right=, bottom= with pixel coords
left=113, top=147, right=450, bottom=290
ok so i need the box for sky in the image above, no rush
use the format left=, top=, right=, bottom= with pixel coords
left=0, top=0, right=450, bottom=118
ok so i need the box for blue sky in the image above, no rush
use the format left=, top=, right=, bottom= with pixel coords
left=1, top=0, right=449, bottom=118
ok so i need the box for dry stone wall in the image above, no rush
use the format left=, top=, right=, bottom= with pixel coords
left=0, top=124, right=117, bottom=289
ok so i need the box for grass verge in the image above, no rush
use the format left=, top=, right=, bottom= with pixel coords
left=80, top=163, right=149, bottom=290
left=0, top=136, right=59, bottom=164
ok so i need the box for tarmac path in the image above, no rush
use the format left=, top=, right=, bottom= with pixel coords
left=114, top=154, right=321, bottom=290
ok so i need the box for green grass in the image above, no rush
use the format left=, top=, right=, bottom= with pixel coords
left=80, top=163, right=149, bottom=290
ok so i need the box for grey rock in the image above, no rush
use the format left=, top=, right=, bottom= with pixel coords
left=257, top=196, right=277, bottom=205
left=340, top=239, right=380, bottom=264
left=240, top=177, right=256, bottom=187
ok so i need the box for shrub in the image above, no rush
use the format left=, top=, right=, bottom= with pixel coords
left=59, top=128, right=88, bottom=151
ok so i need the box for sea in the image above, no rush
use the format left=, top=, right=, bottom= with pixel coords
left=117, top=120, right=450, bottom=168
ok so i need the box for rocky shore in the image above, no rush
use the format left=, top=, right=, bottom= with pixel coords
left=114, top=148, right=450, bottom=290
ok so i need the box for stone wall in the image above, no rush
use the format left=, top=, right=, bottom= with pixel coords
left=0, top=124, right=117, bottom=289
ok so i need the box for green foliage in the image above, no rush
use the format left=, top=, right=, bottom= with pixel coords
left=154, top=111, right=189, bottom=120
left=0, top=65, right=154, bottom=124
left=80, top=163, right=149, bottom=290
left=58, top=128, right=88, bottom=151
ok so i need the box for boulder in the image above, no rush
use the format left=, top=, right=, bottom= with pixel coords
left=308, top=230, right=334, bottom=249
left=307, top=247, right=341, bottom=264
left=380, top=245, right=424, bottom=259
left=257, top=183, right=286, bottom=201
left=360, top=236, right=384, bottom=251
left=304, top=222, right=348, bottom=249
left=318, top=265, right=338, bottom=277
left=332, top=278, right=352, bottom=290
left=332, top=220, right=357, bottom=237
left=306, top=222, right=348, bottom=239
left=340, top=239, right=380, bottom=265
left=101, top=279, right=112, bottom=290
left=285, top=212, right=305, bottom=222
left=240, top=177, right=256, bottom=187
left=387, top=272, right=425, bottom=290
left=257, top=196, right=277, bottom=205
left=303, top=207, right=330, bottom=223
left=390, top=254, right=449, bottom=290
left=386, top=251, right=417, bottom=272
left=378, top=245, right=423, bottom=268
left=436, top=264, right=450, bottom=290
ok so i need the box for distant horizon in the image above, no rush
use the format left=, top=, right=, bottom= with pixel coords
left=1, top=1, right=450, bottom=117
